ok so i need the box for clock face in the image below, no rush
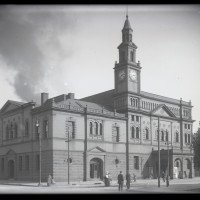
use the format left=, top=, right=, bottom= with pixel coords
left=129, top=70, right=137, bottom=81
left=118, top=70, right=125, bottom=80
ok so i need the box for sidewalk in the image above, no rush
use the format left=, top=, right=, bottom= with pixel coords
left=0, top=177, right=199, bottom=188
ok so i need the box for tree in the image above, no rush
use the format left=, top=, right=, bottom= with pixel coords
left=193, top=127, right=200, bottom=170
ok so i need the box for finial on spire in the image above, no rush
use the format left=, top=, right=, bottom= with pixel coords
left=126, top=5, right=128, bottom=19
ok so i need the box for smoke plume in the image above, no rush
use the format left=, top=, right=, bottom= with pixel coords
left=0, top=5, right=76, bottom=104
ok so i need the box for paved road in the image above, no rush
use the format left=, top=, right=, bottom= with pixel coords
left=0, top=178, right=200, bottom=194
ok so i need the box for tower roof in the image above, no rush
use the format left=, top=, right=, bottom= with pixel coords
left=123, top=15, right=132, bottom=29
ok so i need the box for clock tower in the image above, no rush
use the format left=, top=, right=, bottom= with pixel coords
left=114, top=15, right=141, bottom=112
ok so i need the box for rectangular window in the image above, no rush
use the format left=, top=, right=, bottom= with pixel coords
left=19, top=156, right=22, bottom=171
left=184, top=124, right=187, bottom=129
left=188, top=124, right=190, bottom=129
left=134, top=156, right=139, bottom=170
left=36, top=154, right=40, bottom=170
left=131, top=115, right=135, bottom=121
left=1, top=158, right=4, bottom=172
left=112, top=126, right=120, bottom=142
left=25, top=155, right=29, bottom=170
left=66, top=121, right=75, bottom=139
left=136, top=116, right=140, bottom=122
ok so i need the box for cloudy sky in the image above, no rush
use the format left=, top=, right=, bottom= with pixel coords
left=0, top=4, right=200, bottom=131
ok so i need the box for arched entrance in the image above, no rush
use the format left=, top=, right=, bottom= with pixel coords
left=174, top=158, right=181, bottom=178
left=90, top=158, right=103, bottom=180
left=8, top=160, right=15, bottom=179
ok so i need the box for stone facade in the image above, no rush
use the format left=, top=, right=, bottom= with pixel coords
left=0, top=16, right=194, bottom=182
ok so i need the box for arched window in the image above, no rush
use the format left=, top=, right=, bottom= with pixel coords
left=176, top=161, right=179, bottom=168
left=10, top=123, right=13, bottom=139
left=6, top=125, right=9, bottom=140
left=165, top=130, right=168, bottom=142
left=123, top=34, right=125, bottom=42
left=14, top=123, right=18, bottom=138
left=156, top=129, right=159, bottom=141
left=129, top=34, right=132, bottom=42
left=136, top=127, right=139, bottom=139
left=122, top=51, right=125, bottom=61
left=126, top=34, right=129, bottom=42
left=100, top=123, right=103, bottom=135
left=176, top=132, right=179, bottom=142
left=185, top=133, right=187, bottom=143
left=187, top=159, right=190, bottom=169
left=131, top=127, right=135, bottom=138
left=145, top=128, right=149, bottom=140
left=188, top=134, right=191, bottom=143
left=43, top=120, right=48, bottom=138
left=95, top=122, right=98, bottom=135
left=130, top=51, right=133, bottom=61
left=161, top=130, right=164, bottom=141
left=25, top=120, right=29, bottom=136
left=90, top=122, right=93, bottom=135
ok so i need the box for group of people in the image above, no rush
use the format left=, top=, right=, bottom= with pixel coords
left=104, top=171, right=136, bottom=191
left=117, top=171, right=136, bottom=191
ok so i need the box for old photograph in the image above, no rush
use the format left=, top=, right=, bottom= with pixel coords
left=0, top=4, right=200, bottom=193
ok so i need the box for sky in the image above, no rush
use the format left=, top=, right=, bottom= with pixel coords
left=0, top=4, right=200, bottom=132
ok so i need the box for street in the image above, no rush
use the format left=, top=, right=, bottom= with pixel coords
left=0, top=177, right=200, bottom=194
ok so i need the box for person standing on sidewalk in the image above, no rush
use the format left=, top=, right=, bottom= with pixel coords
left=117, top=171, right=124, bottom=191
left=47, top=174, right=52, bottom=187
left=126, top=171, right=131, bottom=189
left=104, top=171, right=109, bottom=187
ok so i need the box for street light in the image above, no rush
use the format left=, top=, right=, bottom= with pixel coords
left=36, top=119, right=42, bottom=186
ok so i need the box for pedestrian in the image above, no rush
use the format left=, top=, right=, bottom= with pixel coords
left=133, top=173, right=136, bottom=182
left=51, top=176, right=56, bottom=185
left=126, top=171, right=131, bottom=189
left=104, top=171, right=109, bottom=187
left=47, top=174, right=52, bottom=186
left=117, top=171, right=124, bottom=191
left=162, top=171, right=166, bottom=182
left=108, top=172, right=112, bottom=186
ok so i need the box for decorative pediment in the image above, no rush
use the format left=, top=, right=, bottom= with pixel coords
left=87, top=146, right=106, bottom=153
left=151, top=104, right=176, bottom=118
left=0, top=100, right=24, bottom=113
left=6, top=149, right=16, bottom=155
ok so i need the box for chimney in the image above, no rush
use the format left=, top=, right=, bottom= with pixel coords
left=41, top=92, right=49, bottom=105
left=68, top=93, right=74, bottom=99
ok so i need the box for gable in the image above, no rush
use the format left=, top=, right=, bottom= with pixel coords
left=151, top=104, right=176, bottom=118
left=87, top=146, right=106, bottom=153
left=1, top=100, right=24, bottom=113
left=153, top=107, right=171, bottom=117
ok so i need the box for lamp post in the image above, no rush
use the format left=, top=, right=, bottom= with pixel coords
left=36, top=119, right=42, bottom=186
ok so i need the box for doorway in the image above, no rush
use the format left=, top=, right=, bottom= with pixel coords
left=8, top=160, right=15, bottom=179
left=90, top=158, right=103, bottom=180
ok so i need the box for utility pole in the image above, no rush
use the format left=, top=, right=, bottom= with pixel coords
left=36, top=119, right=42, bottom=186
left=166, top=141, right=169, bottom=187
left=65, top=125, right=70, bottom=184
left=158, top=117, right=160, bottom=187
